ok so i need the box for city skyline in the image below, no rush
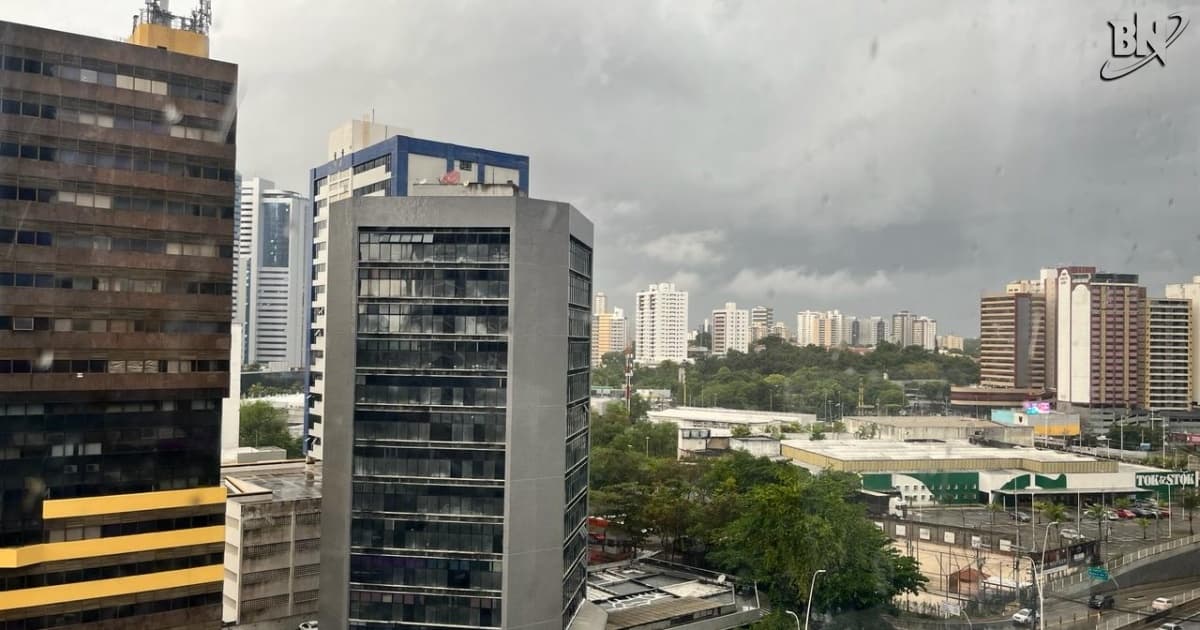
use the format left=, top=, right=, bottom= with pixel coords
left=10, top=2, right=1199, bottom=334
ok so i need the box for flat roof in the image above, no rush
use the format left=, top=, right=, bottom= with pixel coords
left=605, top=597, right=721, bottom=630
left=223, top=460, right=322, bottom=502
left=781, top=440, right=1098, bottom=464
left=844, top=416, right=1003, bottom=429
left=649, top=407, right=816, bottom=425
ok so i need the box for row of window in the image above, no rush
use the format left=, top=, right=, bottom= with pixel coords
left=0, top=135, right=235, bottom=182
left=569, top=307, right=590, bottom=338
left=563, top=526, right=586, bottom=574
left=356, top=339, right=508, bottom=372
left=568, top=341, right=590, bottom=372
left=0, top=358, right=229, bottom=375
left=0, top=316, right=229, bottom=334
left=353, top=154, right=392, bottom=175
left=568, top=372, right=589, bottom=404
left=0, top=592, right=222, bottom=630
left=567, top=404, right=589, bottom=437
left=0, top=399, right=213, bottom=418
left=347, top=592, right=499, bottom=628
left=564, top=494, right=588, bottom=541
left=359, top=241, right=511, bottom=265
left=357, top=311, right=508, bottom=336
left=353, top=411, right=506, bottom=445
left=351, top=482, right=504, bottom=518
left=565, top=463, right=587, bottom=506
left=0, top=551, right=222, bottom=592
left=351, top=519, right=503, bottom=554
left=1, top=45, right=234, bottom=104
left=357, top=269, right=509, bottom=299
left=0, top=271, right=231, bottom=295
left=356, top=384, right=506, bottom=407
left=0, top=90, right=229, bottom=143
left=0, top=176, right=234, bottom=218
left=353, top=446, right=505, bottom=481
left=566, top=433, right=588, bottom=473
left=569, top=273, right=591, bottom=308
left=350, top=554, right=502, bottom=591
left=353, top=181, right=388, bottom=197
left=46, top=231, right=232, bottom=258
left=563, top=558, right=586, bottom=623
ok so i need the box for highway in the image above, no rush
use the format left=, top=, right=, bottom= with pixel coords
left=1038, top=577, right=1200, bottom=628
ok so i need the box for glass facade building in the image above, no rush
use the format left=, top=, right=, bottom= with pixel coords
left=315, top=195, right=592, bottom=630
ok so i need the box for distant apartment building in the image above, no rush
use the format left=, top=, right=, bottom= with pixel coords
left=844, top=315, right=859, bottom=346
left=891, top=310, right=915, bottom=346
left=750, top=305, right=773, bottom=328
left=795, top=310, right=821, bottom=346
left=236, top=177, right=311, bottom=370
left=979, top=292, right=1046, bottom=390
left=1145, top=298, right=1192, bottom=411
left=590, top=292, right=627, bottom=366
left=311, top=193, right=593, bottom=629
left=712, top=302, right=750, bottom=355
left=937, top=334, right=965, bottom=352
left=636, top=283, right=689, bottom=365
left=1165, top=275, right=1200, bottom=407
left=1042, top=266, right=1096, bottom=395
left=0, top=17, right=235, bottom=628
left=770, top=321, right=789, bottom=341
left=859, top=316, right=888, bottom=347
left=818, top=310, right=844, bottom=348
left=912, top=317, right=937, bottom=351
left=223, top=461, right=322, bottom=629
left=1056, top=270, right=1145, bottom=408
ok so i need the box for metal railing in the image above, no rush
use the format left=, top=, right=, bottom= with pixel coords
left=1046, top=532, right=1200, bottom=592
left=1097, top=585, right=1200, bottom=630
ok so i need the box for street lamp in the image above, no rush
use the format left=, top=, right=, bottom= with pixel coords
left=784, top=610, right=800, bottom=630
left=804, top=569, right=827, bottom=630
left=1038, top=521, right=1060, bottom=630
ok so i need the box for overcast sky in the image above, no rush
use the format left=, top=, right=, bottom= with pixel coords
left=11, top=1, right=1199, bottom=335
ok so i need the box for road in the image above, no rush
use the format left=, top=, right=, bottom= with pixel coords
left=1038, top=577, right=1200, bottom=628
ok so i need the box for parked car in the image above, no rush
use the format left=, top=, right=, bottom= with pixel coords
left=1151, top=597, right=1173, bottom=612
left=1012, top=608, right=1036, bottom=625
left=1156, top=623, right=1183, bottom=630
left=1116, top=508, right=1135, bottom=519
left=1060, top=528, right=1086, bottom=541
left=1104, top=510, right=1119, bottom=520
left=298, top=622, right=318, bottom=630
left=1088, top=594, right=1115, bottom=609
left=1132, top=507, right=1155, bottom=518
left=1011, top=511, right=1032, bottom=522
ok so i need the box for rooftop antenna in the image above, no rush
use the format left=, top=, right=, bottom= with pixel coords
left=134, top=0, right=211, bottom=35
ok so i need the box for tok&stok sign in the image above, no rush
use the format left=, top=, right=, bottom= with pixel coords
left=1134, top=471, right=1197, bottom=487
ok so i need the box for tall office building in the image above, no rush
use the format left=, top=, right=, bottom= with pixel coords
left=1165, top=275, right=1200, bottom=407
left=858, top=316, right=887, bottom=347
left=1144, top=298, right=1192, bottom=411
left=312, top=194, right=593, bottom=629
left=844, top=315, right=859, bottom=346
left=236, top=177, right=311, bottom=370
left=590, top=292, right=627, bottom=366
left=711, top=302, right=750, bottom=355
left=912, top=317, right=938, bottom=351
left=1056, top=270, right=1146, bottom=408
left=0, top=14, right=235, bottom=628
left=750, top=305, right=773, bottom=329
left=1041, top=266, right=1094, bottom=396
left=891, top=310, right=915, bottom=347
left=795, top=310, right=821, bottom=346
left=635, top=283, right=688, bottom=366
left=979, top=292, right=1046, bottom=390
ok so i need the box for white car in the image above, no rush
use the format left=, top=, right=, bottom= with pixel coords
left=1156, top=622, right=1183, bottom=630
left=298, top=622, right=318, bottom=630
left=1151, top=597, right=1173, bottom=612
left=1011, top=608, right=1035, bottom=625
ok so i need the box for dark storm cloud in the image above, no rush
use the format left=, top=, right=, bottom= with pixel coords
left=10, top=1, right=1199, bottom=334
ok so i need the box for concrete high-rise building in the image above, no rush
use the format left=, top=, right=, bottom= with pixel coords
left=236, top=177, right=311, bottom=370
left=1056, top=270, right=1145, bottom=408
left=979, top=293, right=1046, bottom=390
left=891, top=311, right=915, bottom=347
left=0, top=16, right=235, bottom=628
left=858, top=316, right=887, bottom=347
left=937, top=334, right=966, bottom=352
left=795, top=310, right=821, bottom=346
left=817, top=310, right=844, bottom=348
left=591, top=292, right=627, bottom=366
left=635, top=283, right=688, bottom=365
left=711, top=302, right=750, bottom=355
left=1145, top=298, right=1193, bottom=411
left=912, top=317, right=938, bottom=351
left=750, top=305, right=773, bottom=329
left=1165, top=275, right=1200, bottom=407
left=844, top=316, right=859, bottom=346
left=750, top=323, right=771, bottom=342
left=1042, top=266, right=1095, bottom=396
left=311, top=193, right=593, bottom=629
left=771, top=321, right=789, bottom=341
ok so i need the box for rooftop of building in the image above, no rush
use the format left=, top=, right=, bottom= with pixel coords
left=222, top=460, right=322, bottom=502
left=586, top=558, right=761, bottom=629
left=648, top=406, right=817, bottom=424
left=842, top=415, right=1003, bottom=429
left=780, top=439, right=1098, bottom=464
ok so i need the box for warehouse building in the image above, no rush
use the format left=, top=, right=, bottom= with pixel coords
left=647, top=407, right=816, bottom=434
left=840, top=415, right=1033, bottom=444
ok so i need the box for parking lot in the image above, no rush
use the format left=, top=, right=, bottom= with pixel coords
left=908, top=504, right=1195, bottom=560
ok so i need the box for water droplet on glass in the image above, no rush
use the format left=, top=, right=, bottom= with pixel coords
left=1167, top=197, right=1175, bottom=207
left=994, top=165, right=1005, bottom=177
left=821, top=193, right=831, bottom=207
left=162, top=102, right=182, bottom=125
left=35, top=350, right=53, bottom=371
left=868, top=38, right=879, bottom=60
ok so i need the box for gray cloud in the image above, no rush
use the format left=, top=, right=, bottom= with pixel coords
left=10, top=0, right=1200, bottom=335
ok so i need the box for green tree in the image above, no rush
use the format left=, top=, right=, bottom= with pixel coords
left=1181, top=490, right=1200, bottom=536
left=1040, top=502, right=1068, bottom=529
left=239, top=401, right=300, bottom=457
left=987, top=501, right=1005, bottom=528
left=1085, top=504, right=1107, bottom=542
left=1136, top=517, right=1151, bottom=540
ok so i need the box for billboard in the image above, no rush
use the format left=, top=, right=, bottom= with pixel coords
left=1023, top=401, right=1052, bottom=415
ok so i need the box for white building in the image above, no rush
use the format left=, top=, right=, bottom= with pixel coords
left=751, top=305, right=774, bottom=328
left=912, top=316, right=937, bottom=351
left=843, top=315, right=859, bottom=346
left=1146, top=297, right=1193, bottom=410
left=771, top=321, right=789, bottom=341
left=891, top=310, right=914, bottom=346
left=236, top=177, right=312, bottom=371
left=1165, top=275, right=1200, bottom=407
left=859, top=316, right=887, bottom=347
left=636, top=283, right=689, bottom=365
left=711, top=302, right=750, bottom=355
left=796, top=310, right=822, bottom=346
left=648, top=406, right=817, bottom=434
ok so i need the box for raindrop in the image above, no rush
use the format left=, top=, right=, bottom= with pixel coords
left=162, top=102, right=182, bottom=125
left=868, top=38, right=879, bottom=60
left=1167, top=197, right=1175, bottom=207
left=994, top=165, right=1005, bottom=177
left=34, top=350, right=53, bottom=371
left=821, top=193, right=831, bottom=207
